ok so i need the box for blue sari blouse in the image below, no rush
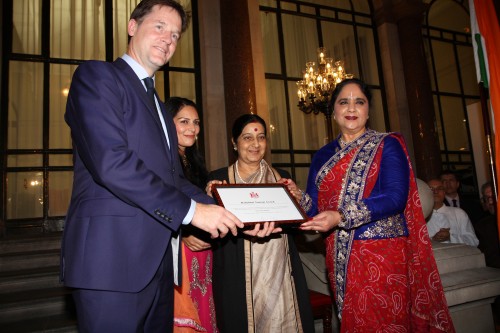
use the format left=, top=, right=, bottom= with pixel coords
left=304, top=133, right=410, bottom=239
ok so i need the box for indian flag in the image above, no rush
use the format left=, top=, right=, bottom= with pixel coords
left=469, top=0, right=500, bottom=238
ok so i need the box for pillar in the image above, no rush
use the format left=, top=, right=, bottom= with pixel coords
left=393, top=0, right=442, bottom=180
left=219, top=0, right=269, bottom=162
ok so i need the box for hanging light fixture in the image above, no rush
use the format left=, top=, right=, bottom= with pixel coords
left=296, top=47, right=353, bottom=141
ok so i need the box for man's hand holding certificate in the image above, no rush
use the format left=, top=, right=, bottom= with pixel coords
left=212, top=183, right=308, bottom=225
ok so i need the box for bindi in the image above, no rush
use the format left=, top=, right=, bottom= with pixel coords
left=254, top=128, right=258, bottom=132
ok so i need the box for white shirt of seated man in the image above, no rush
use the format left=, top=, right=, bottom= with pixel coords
left=427, top=207, right=479, bottom=247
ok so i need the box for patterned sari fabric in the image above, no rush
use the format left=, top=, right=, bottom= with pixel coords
left=174, top=149, right=217, bottom=333
left=316, top=130, right=454, bottom=332
left=174, top=244, right=217, bottom=332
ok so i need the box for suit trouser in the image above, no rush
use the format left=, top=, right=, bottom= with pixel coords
left=72, top=244, right=174, bottom=333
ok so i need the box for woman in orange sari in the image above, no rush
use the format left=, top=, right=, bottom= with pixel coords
left=166, top=97, right=217, bottom=333
left=286, top=78, right=455, bottom=332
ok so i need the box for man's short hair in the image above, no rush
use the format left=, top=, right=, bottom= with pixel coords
left=440, top=170, right=459, bottom=182
left=128, top=0, right=190, bottom=41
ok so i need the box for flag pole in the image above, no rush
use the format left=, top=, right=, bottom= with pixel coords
left=479, top=82, right=498, bottom=201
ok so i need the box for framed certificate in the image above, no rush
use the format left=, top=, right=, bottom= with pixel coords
left=212, top=183, right=308, bottom=224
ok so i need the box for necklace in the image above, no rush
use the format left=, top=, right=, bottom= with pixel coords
left=235, top=160, right=264, bottom=184
left=339, top=129, right=367, bottom=147
left=178, top=149, right=189, bottom=168
left=339, top=136, right=357, bottom=147
left=339, top=136, right=356, bottom=148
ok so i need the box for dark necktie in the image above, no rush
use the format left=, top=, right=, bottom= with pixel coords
left=143, top=77, right=180, bottom=284
left=452, top=199, right=457, bottom=207
left=143, top=77, right=156, bottom=107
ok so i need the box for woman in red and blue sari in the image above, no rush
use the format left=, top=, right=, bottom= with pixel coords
left=293, top=78, right=455, bottom=332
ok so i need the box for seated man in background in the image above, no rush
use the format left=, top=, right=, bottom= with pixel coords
left=440, top=170, right=485, bottom=223
left=427, top=179, right=479, bottom=247
left=474, top=181, right=500, bottom=268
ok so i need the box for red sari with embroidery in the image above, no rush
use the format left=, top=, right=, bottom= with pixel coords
left=306, top=130, right=454, bottom=332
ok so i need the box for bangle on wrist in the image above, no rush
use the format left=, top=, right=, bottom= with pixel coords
left=339, top=210, right=346, bottom=224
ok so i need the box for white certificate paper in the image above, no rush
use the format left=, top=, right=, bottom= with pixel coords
left=212, top=184, right=308, bottom=224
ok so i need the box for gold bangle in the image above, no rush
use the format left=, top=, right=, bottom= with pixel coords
left=339, top=210, right=346, bottom=224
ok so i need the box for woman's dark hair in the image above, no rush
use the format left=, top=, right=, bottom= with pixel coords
left=328, top=78, right=372, bottom=110
left=165, top=96, right=196, bottom=115
left=130, top=0, right=190, bottom=33
left=231, top=114, right=267, bottom=144
left=165, top=97, right=208, bottom=189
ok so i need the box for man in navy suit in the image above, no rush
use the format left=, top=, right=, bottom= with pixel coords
left=61, top=1, right=244, bottom=331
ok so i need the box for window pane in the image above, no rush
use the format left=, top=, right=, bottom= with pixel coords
left=49, top=154, right=73, bottom=166
left=169, top=1, right=194, bottom=68
left=294, top=167, right=310, bottom=189
left=282, top=2, right=298, bottom=11
left=457, top=45, right=478, bottom=96
left=113, top=0, right=140, bottom=59
left=355, top=15, right=372, bottom=25
left=427, top=1, right=469, bottom=31
left=50, top=64, right=77, bottom=148
left=259, top=0, right=276, bottom=7
left=168, top=72, right=196, bottom=102
left=357, top=27, right=379, bottom=85
left=431, top=40, right=460, bottom=93
left=441, top=96, right=469, bottom=151
left=358, top=3, right=373, bottom=15
left=321, top=22, right=359, bottom=79
left=261, top=12, right=281, bottom=74
left=7, top=155, right=43, bottom=167
left=300, top=5, right=316, bottom=16
left=49, top=171, right=72, bottom=216
left=300, top=0, right=352, bottom=10
left=288, top=81, right=329, bottom=150
left=9, top=61, right=43, bottom=149
left=282, top=14, right=318, bottom=78
left=7, top=172, right=44, bottom=219
left=12, top=0, right=42, bottom=54
left=271, top=153, right=291, bottom=164
left=294, top=153, right=312, bottom=164
left=367, top=89, right=386, bottom=132
left=51, top=0, right=105, bottom=60
left=267, top=80, right=289, bottom=149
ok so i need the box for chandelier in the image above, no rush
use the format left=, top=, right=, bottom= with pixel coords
left=296, top=47, right=353, bottom=141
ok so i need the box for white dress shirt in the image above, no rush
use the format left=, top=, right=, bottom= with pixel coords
left=427, top=205, right=479, bottom=247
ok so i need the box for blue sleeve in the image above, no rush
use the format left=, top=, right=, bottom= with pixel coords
left=360, top=136, right=409, bottom=221
left=303, top=156, right=320, bottom=217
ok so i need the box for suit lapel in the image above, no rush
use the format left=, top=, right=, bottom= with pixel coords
left=159, top=100, right=176, bottom=161
left=113, top=58, right=172, bottom=158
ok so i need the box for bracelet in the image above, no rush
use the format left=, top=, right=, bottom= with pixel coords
left=338, top=210, right=346, bottom=225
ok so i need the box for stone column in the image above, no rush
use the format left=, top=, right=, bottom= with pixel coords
left=372, top=0, right=415, bottom=165
left=198, top=0, right=228, bottom=170
left=219, top=0, right=270, bottom=162
left=393, top=0, right=442, bottom=180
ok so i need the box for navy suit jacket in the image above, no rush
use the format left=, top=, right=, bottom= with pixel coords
left=61, top=58, right=212, bottom=293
